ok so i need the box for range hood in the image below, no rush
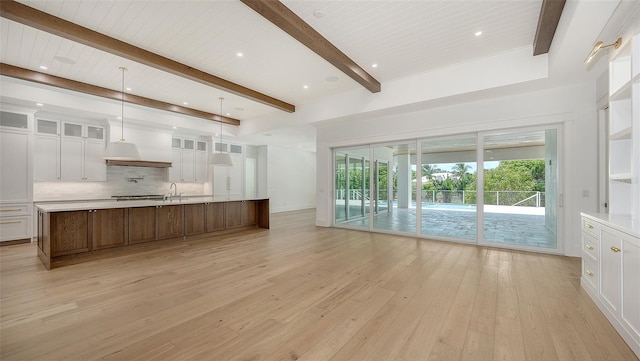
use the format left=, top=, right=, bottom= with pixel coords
left=105, top=159, right=172, bottom=168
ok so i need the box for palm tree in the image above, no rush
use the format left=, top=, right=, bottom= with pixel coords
left=422, top=164, right=437, bottom=179
left=451, top=163, right=471, bottom=190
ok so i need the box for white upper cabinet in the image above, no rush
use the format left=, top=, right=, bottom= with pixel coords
left=213, top=142, right=243, bottom=197
left=0, top=110, right=32, bottom=203
left=195, top=141, right=208, bottom=182
left=34, top=119, right=60, bottom=181
left=168, top=137, right=208, bottom=183
left=34, top=118, right=106, bottom=182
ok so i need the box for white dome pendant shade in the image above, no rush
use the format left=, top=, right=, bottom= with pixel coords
left=210, top=97, right=233, bottom=167
left=210, top=151, right=233, bottom=166
left=105, top=140, right=140, bottom=160
left=105, top=66, right=141, bottom=161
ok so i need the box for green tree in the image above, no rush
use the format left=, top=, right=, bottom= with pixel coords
left=483, top=160, right=545, bottom=192
left=481, top=160, right=546, bottom=205
left=451, top=163, right=471, bottom=190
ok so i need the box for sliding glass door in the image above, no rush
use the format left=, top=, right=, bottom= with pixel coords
left=481, top=128, right=559, bottom=250
left=334, top=148, right=370, bottom=230
left=332, top=125, right=561, bottom=253
left=373, top=160, right=389, bottom=215
left=420, top=135, right=477, bottom=241
left=373, top=142, right=417, bottom=233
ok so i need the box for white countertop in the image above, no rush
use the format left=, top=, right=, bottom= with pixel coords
left=36, top=196, right=268, bottom=212
left=581, top=212, right=640, bottom=239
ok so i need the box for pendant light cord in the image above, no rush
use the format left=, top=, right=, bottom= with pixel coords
left=119, top=66, right=126, bottom=141
left=219, top=97, right=224, bottom=152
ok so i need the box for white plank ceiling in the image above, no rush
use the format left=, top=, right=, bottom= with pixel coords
left=1, top=0, right=544, bottom=125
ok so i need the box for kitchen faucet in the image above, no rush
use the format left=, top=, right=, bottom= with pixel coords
left=165, top=182, right=181, bottom=202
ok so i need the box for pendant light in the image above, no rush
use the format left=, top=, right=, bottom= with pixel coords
left=210, top=97, right=233, bottom=166
left=105, top=67, right=140, bottom=160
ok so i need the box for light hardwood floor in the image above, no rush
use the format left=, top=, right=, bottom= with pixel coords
left=1, top=209, right=638, bottom=361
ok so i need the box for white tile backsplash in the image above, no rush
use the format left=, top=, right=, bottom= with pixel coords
left=34, top=166, right=208, bottom=201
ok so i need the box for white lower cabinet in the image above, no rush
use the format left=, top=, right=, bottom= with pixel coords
left=600, top=230, right=622, bottom=313
left=581, top=213, right=640, bottom=359
left=0, top=203, right=32, bottom=242
left=622, top=240, right=640, bottom=342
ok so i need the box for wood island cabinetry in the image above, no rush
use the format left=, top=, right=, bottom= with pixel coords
left=206, top=202, right=226, bottom=232
left=128, top=206, right=157, bottom=244
left=92, top=208, right=127, bottom=250
left=184, top=202, right=226, bottom=235
left=41, top=208, right=130, bottom=259
left=184, top=203, right=206, bottom=236
left=226, top=201, right=257, bottom=229
left=157, top=204, right=183, bottom=240
left=37, top=199, right=269, bottom=269
left=49, top=210, right=90, bottom=257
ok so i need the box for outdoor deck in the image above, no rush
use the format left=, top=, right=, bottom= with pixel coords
left=335, top=204, right=557, bottom=249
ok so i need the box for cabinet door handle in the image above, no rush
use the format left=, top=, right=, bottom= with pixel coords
left=586, top=244, right=594, bottom=250
left=586, top=270, right=593, bottom=276
left=0, top=220, right=22, bottom=224
left=610, top=246, right=621, bottom=253
left=1, top=209, right=23, bottom=212
left=586, top=224, right=593, bottom=229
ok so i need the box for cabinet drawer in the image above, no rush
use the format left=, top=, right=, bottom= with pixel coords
left=582, top=217, right=600, bottom=239
left=582, top=257, right=598, bottom=292
left=0, top=203, right=31, bottom=216
left=582, top=232, right=599, bottom=261
left=0, top=216, right=30, bottom=241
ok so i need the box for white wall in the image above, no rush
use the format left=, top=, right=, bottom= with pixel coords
left=267, top=145, right=316, bottom=213
left=316, top=81, right=600, bottom=257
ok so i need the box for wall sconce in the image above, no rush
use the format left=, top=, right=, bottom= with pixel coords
left=584, top=38, right=622, bottom=64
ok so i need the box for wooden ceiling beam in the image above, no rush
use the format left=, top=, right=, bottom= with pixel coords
left=0, top=0, right=294, bottom=113
left=533, top=0, right=566, bottom=56
left=240, top=0, right=381, bottom=93
left=0, top=63, right=240, bottom=126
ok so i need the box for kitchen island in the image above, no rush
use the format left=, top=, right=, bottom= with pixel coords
left=36, top=197, right=269, bottom=269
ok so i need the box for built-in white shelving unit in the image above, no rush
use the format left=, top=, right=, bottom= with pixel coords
left=608, top=33, right=639, bottom=216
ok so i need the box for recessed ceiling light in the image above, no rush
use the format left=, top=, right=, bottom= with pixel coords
left=117, top=116, right=122, bottom=120
left=237, top=52, right=243, bottom=57
left=39, top=65, right=48, bottom=70
left=325, top=76, right=339, bottom=82
left=172, top=126, right=177, bottom=129
left=303, top=85, right=309, bottom=89
left=126, top=87, right=132, bottom=91
left=226, top=112, right=231, bottom=116
left=183, top=102, right=188, bottom=105
left=475, top=31, right=482, bottom=37
left=372, top=64, right=378, bottom=68
left=313, top=10, right=324, bottom=18
left=36, top=103, right=43, bottom=107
